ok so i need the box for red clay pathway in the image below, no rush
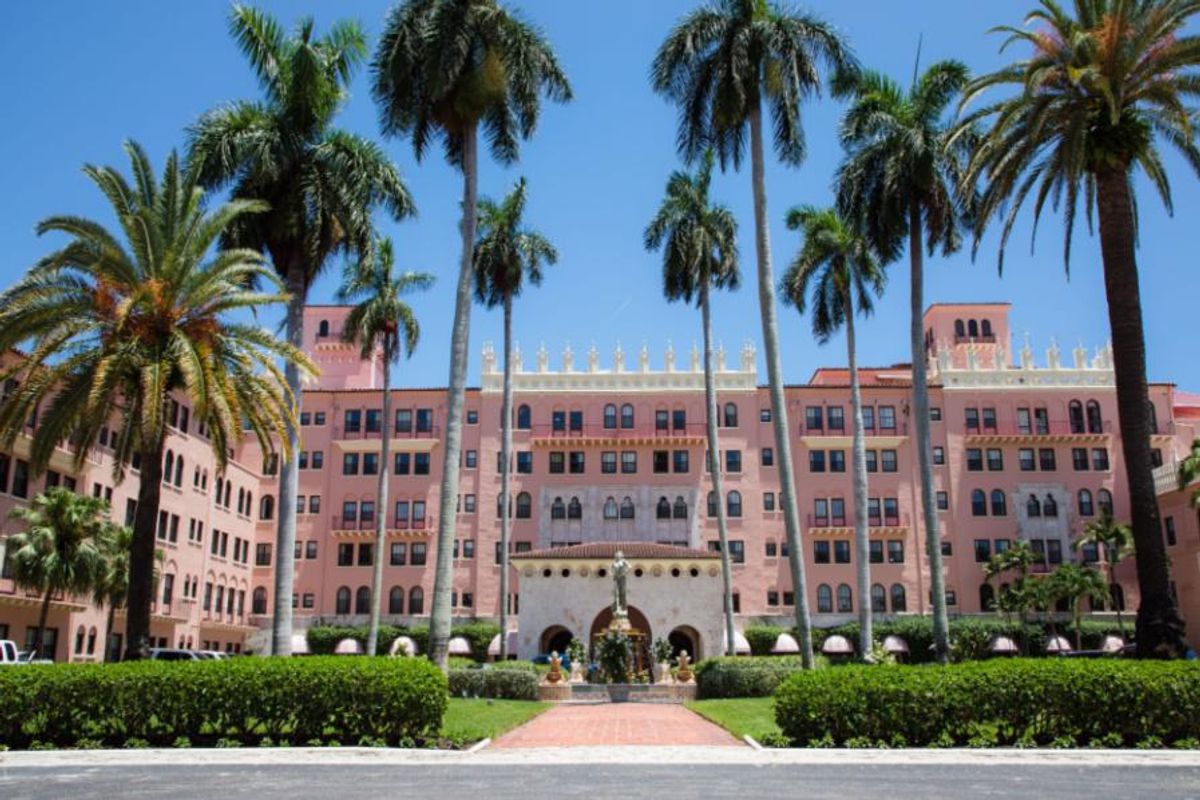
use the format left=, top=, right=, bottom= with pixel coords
left=491, top=704, right=743, bottom=748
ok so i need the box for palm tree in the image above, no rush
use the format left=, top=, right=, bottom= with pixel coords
left=1050, top=563, right=1110, bottom=650
left=188, top=6, right=414, bottom=657
left=652, top=0, right=856, bottom=669
left=835, top=61, right=977, bottom=663
left=337, top=239, right=433, bottom=657
left=780, top=206, right=885, bottom=657
left=0, top=141, right=309, bottom=659
left=644, top=151, right=740, bottom=657
left=91, top=524, right=134, bottom=662
left=958, top=0, right=1200, bottom=658
left=474, top=177, right=557, bottom=660
left=372, top=0, right=571, bottom=670
left=5, top=489, right=109, bottom=659
left=1074, top=508, right=1135, bottom=636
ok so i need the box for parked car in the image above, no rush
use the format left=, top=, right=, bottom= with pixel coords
left=0, top=639, right=21, bottom=665
left=195, top=650, right=229, bottom=660
left=147, top=648, right=203, bottom=661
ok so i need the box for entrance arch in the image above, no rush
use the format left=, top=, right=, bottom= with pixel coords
left=589, top=605, right=651, bottom=644
left=668, top=625, right=702, bottom=660
left=540, top=625, right=574, bottom=656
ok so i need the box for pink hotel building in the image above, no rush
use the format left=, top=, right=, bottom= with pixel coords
left=2, top=301, right=1200, bottom=660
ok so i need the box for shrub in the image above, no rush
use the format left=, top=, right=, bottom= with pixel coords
left=695, top=656, right=804, bottom=699
left=453, top=622, right=502, bottom=663
left=744, top=625, right=784, bottom=656
left=775, top=659, right=1200, bottom=748
left=0, top=657, right=447, bottom=750
left=447, top=666, right=539, bottom=700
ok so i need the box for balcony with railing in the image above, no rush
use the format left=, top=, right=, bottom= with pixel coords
left=798, top=422, right=908, bottom=438
left=527, top=422, right=708, bottom=446
left=963, top=418, right=1113, bottom=442
left=807, top=513, right=910, bottom=532
left=333, top=424, right=441, bottom=442
left=330, top=515, right=432, bottom=535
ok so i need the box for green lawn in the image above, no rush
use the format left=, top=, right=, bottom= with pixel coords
left=687, top=698, right=782, bottom=743
left=441, top=699, right=551, bottom=743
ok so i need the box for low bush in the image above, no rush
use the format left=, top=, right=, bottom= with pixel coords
left=306, top=621, right=502, bottom=660
left=695, top=656, right=804, bottom=699
left=447, top=666, right=539, bottom=700
left=453, top=622, right=503, bottom=662
left=775, top=659, right=1200, bottom=748
left=743, top=625, right=785, bottom=656
left=0, top=657, right=447, bottom=750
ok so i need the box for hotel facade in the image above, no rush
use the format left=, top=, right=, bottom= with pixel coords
left=2, top=301, right=1199, bottom=660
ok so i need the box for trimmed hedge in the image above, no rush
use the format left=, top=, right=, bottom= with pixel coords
left=775, top=659, right=1200, bottom=748
left=695, top=656, right=805, bottom=699
left=744, top=625, right=785, bottom=656
left=448, top=665, right=539, bottom=700
left=306, top=621, right=501, bottom=661
left=0, top=657, right=447, bottom=750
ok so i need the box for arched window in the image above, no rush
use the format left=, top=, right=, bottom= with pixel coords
left=890, top=584, right=907, bottom=613
left=723, top=403, right=739, bottom=428
left=707, top=491, right=717, bottom=518
left=603, top=404, right=618, bottom=429
left=551, top=497, right=566, bottom=520
left=409, top=587, right=424, bottom=615
left=318, top=319, right=330, bottom=337
left=1078, top=489, right=1094, bottom=517
left=621, top=403, right=635, bottom=429
left=87, top=627, right=97, bottom=654
left=1087, top=400, right=1103, bottom=433
left=355, top=587, right=371, bottom=614
left=981, top=319, right=993, bottom=338
left=163, top=449, right=174, bottom=483
left=817, top=584, right=833, bottom=613
left=979, top=583, right=995, bottom=611
left=260, top=495, right=275, bottom=521
left=335, top=587, right=351, bottom=615
left=971, top=489, right=987, bottom=517
left=568, top=497, right=582, bottom=520
left=252, top=587, right=267, bottom=615
left=1097, top=489, right=1114, bottom=515
left=175, top=455, right=184, bottom=487
left=837, top=584, right=853, bottom=613
left=727, top=490, right=743, bottom=518
left=673, top=496, right=687, bottom=520
left=871, top=584, right=886, bottom=613
left=516, top=492, right=532, bottom=519
left=968, top=319, right=979, bottom=338
left=1069, top=400, right=1085, bottom=434
left=1044, top=494, right=1058, bottom=518
left=245, top=491, right=252, bottom=517
left=603, top=497, right=618, bottom=520
left=1026, top=495, right=1041, bottom=518
left=656, top=497, right=671, bottom=520
left=954, top=319, right=966, bottom=338
left=991, top=490, right=1007, bottom=517
left=516, top=404, right=531, bottom=430
left=238, top=488, right=245, bottom=515
left=620, top=497, right=635, bottom=520
left=388, top=586, right=404, bottom=615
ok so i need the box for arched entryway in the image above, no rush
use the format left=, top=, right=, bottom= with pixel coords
left=668, top=625, right=702, bottom=660
left=540, top=625, right=575, bottom=656
left=589, top=605, right=651, bottom=644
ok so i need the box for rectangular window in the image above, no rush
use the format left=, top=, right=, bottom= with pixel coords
left=834, top=540, right=851, bottom=564
left=395, top=453, right=410, bottom=475
left=974, top=539, right=991, bottom=563
left=1092, top=448, right=1110, bottom=471
left=883, top=498, right=899, bottom=524
left=1165, top=517, right=1177, bottom=547
left=1034, top=407, right=1050, bottom=435
left=763, top=492, right=776, bottom=512
left=809, top=450, right=825, bottom=473
left=653, top=451, right=669, bottom=474
left=829, top=450, right=846, bottom=473
left=830, top=498, right=845, bottom=526
left=672, top=409, right=686, bottom=431
left=395, top=501, right=409, bottom=526
left=965, top=407, right=980, bottom=431
left=365, top=409, right=382, bottom=433
left=862, top=406, right=875, bottom=431
left=549, top=451, right=565, bottom=474
left=725, top=450, right=741, bottom=473
left=415, top=409, right=433, bottom=433
left=1039, top=448, right=1057, bottom=471
left=868, top=498, right=881, bottom=525
left=869, top=540, right=883, bottom=564
left=464, top=450, right=477, bottom=469
left=982, top=407, right=997, bottom=431
left=314, top=412, right=326, bottom=426
left=966, top=448, right=983, bottom=471
left=760, top=408, right=771, bottom=423
left=887, top=540, right=904, bottom=564
left=12, top=459, right=28, bottom=499
left=362, top=453, right=379, bottom=475
left=463, top=494, right=476, bottom=514
left=390, top=542, right=407, bottom=566
left=766, top=541, right=778, bottom=558
left=553, top=410, right=566, bottom=432
left=937, top=491, right=949, bottom=511
left=517, top=451, right=533, bottom=474
left=569, top=410, right=583, bottom=432
left=1019, top=448, right=1036, bottom=471
left=568, top=451, right=585, bottom=474
left=933, top=446, right=945, bottom=466
left=414, top=453, right=430, bottom=475
left=357, top=543, right=373, bottom=567
left=986, top=448, right=1004, bottom=471
left=621, top=451, right=637, bottom=474
left=305, top=541, right=317, bottom=560
left=814, top=498, right=828, bottom=526
left=255, top=543, right=271, bottom=566
left=466, top=410, right=478, bottom=425
left=865, top=450, right=877, bottom=473
left=411, top=542, right=427, bottom=566
left=342, top=453, right=359, bottom=475
left=673, top=450, right=689, bottom=473
left=309, top=496, right=320, bottom=514
left=827, top=406, right=845, bottom=431
left=1047, top=539, right=1063, bottom=564
left=760, top=447, right=774, bottom=467
left=600, top=451, right=617, bottom=474
left=878, top=406, right=896, bottom=430
left=813, top=540, right=830, bottom=564
left=1073, top=448, right=1090, bottom=471
left=881, top=450, right=897, bottom=473
left=805, top=406, right=823, bottom=431
left=396, top=409, right=413, bottom=433
left=337, top=543, right=353, bottom=567
left=344, top=409, right=361, bottom=433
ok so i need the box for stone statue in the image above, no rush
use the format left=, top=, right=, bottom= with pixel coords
left=611, top=550, right=630, bottom=618
left=546, top=651, right=563, bottom=684
left=676, top=651, right=693, bottom=684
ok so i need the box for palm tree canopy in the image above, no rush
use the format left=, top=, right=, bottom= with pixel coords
left=1178, top=437, right=1200, bottom=506
left=188, top=5, right=414, bottom=285
left=644, top=151, right=740, bottom=305
left=337, top=238, right=434, bottom=363
left=372, top=0, right=573, bottom=168
left=958, top=0, right=1200, bottom=272
left=835, top=60, right=977, bottom=261
left=474, top=177, right=559, bottom=307
left=0, top=141, right=312, bottom=476
left=1051, top=562, right=1110, bottom=602
left=779, top=205, right=884, bottom=342
left=1076, top=507, right=1136, bottom=563
left=7, top=488, right=110, bottom=597
left=651, top=0, right=856, bottom=169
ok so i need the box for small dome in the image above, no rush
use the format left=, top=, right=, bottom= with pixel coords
left=771, top=633, right=800, bottom=654
left=733, top=630, right=752, bottom=655
left=390, top=636, right=417, bottom=657
left=448, top=636, right=473, bottom=656
left=882, top=635, right=909, bottom=654
left=1101, top=635, right=1125, bottom=653
left=1045, top=635, right=1072, bottom=654
left=486, top=631, right=518, bottom=657
left=821, top=635, right=854, bottom=655
left=334, top=638, right=362, bottom=655
left=989, top=635, right=1019, bottom=654
left=291, top=633, right=310, bottom=655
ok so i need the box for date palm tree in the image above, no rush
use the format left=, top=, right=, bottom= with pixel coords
left=958, top=0, right=1200, bottom=658
left=644, top=151, right=740, bottom=657
left=780, top=205, right=885, bottom=657
left=652, top=0, right=855, bottom=669
left=5, top=489, right=109, bottom=659
left=372, top=0, right=571, bottom=670
left=834, top=61, right=977, bottom=663
left=188, top=5, right=414, bottom=657
left=474, top=177, right=557, bottom=660
left=1051, top=562, right=1111, bottom=650
left=1074, top=508, right=1135, bottom=636
left=0, top=141, right=309, bottom=659
left=337, top=238, right=433, bottom=657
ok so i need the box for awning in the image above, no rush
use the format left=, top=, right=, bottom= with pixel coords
left=447, top=636, right=472, bottom=656
left=771, top=632, right=800, bottom=654
left=486, top=631, right=518, bottom=657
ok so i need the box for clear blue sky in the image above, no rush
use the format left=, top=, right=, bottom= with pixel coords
left=1, top=1, right=1196, bottom=390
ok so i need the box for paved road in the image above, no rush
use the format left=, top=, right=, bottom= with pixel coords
left=3, top=759, right=1199, bottom=799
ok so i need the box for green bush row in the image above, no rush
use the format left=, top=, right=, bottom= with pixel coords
left=447, top=666, right=540, bottom=700
left=0, top=657, right=447, bottom=750
left=695, top=656, right=807, bottom=699
left=306, top=621, right=501, bottom=661
left=775, top=659, right=1200, bottom=748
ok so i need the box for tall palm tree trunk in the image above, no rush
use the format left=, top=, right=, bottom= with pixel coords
left=701, top=285, right=737, bottom=657
left=104, top=604, right=115, bottom=662
left=1108, top=561, right=1126, bottom=637
left=33, top=588, right=52, bottom=658
left=749, top=100, right=813, bottom=668
left=908, top=203, right=949, bottom=664
left=271, top=267, right=306, bottom=657
left=498, top=293, right=514, bottom=659
left=845, top=290, right=873, bottom=657
left=1095, top=166, right=1188, bottom=659
left=430, top=124, right=479, bottom=671
left=367, top=343, right=392, bottom=656
left=125, top=438, right=165, bottom=660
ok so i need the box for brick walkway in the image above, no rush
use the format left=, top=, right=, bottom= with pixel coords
left=491, top=704, right=743, bottom=749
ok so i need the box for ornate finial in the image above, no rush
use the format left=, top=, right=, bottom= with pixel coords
left=562, top=342, right=574, bottom=372
left=966, top=345, right=979, bottom=371
left=937, top=342, right=952, bottom=372
left=740, top=340, right=756, bottom=372
left=1073, top=340, right=1087, bottom=369
left=1046, top=337, right=1061, bottom=370
left=512, top=342, right=523, bottom=373
left=587, top=343, right=600, bottom=373
left=639, top=342, right=650, bottom=372
left=1021, top=332, right=1033, bottom=369
left=716, top=342, right=727, bottom=372
left=664, top=340, right=676, bottom=372
left=613, top=342, right=625, bottom=373
left=481, top=341, right=497, bottom=375
left=690, top=342, right=700, bottom=372
left=995, top=342, right=1007, bottom=370
left=537, top=342, right=549, bottom=373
